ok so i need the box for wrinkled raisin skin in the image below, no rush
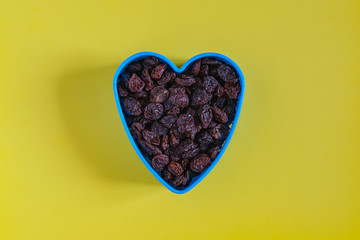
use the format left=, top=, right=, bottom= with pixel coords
left=152, top=154, right=169, bottom=171
left=190, top=154, right=211, bottom=173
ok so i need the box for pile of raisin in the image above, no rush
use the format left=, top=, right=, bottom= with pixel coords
left=118, top=56, right=240, bottom=188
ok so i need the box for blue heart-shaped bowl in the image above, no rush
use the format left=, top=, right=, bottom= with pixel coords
left=113, top=52, right=245, bottom=194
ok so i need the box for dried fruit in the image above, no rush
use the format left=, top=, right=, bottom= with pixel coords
left=138, top=140, right=162, bottom=156
left=199, top=104, right=213, bottom=128
left=212, top=106, right=229, bottom=123
left=129, top=73, right=145, bottom=93
left=151, top=121, right=168, bottom=136
left=192, top=59, right=201, bottom=76
left=217, top=64, right=238, bottom=82
left=190, top=89, right=212, bottom=106
left=152, top=154, right=169, bottom=171
left=143, top=56, right=159, bottom=68
left=167, top=162, right=184, bottom=176
left=142, top=130, right=160, bottom=145
left=224, top=82, right=241, bottom=99
left=160, top=115, right=177, bottom=128
left=202, top=76, right=218, bottom=93
left=151, top=63, right=167, bottom=79
left=121, top=97, right=142, bottom=116
left=190, top=154, right=211, bottom=173
left=144, top=103, right=164, bottom=120
left=150, top=86, right=169, bottom=103
left=118, top=56, right=240, bottom=188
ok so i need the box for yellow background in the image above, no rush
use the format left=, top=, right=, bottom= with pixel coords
left=1, top=0, right=360, bottom=239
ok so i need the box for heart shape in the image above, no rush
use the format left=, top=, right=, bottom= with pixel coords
left=113, top=52, right=245, bottom=194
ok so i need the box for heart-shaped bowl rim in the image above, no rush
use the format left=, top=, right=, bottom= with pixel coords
left=113, top=52, right=245, bottom=194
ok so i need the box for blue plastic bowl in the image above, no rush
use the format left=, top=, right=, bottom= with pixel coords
left=113, top=52, right=245, bottom=194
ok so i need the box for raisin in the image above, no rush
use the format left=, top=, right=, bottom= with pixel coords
left=217, top=64, right=238, bottom=82
left=199, top=64, right=209, bottom=77
left=128, top=62, right=142, bottom=72
left=143, top=56, right=160, bottom=68
left=150, top=86, right=169, bottom=103
left=135, top=90, right=148, bottom=99
left=177, top=139, right=199, bottom=159
left=224, top=81, right=241, bottom=99
left=177, top=113, right=195, bottom=134
left=151, top=63, right=167, bottom=79
left=214, top=84, right=225, bottom=98
left=141, top=68, right=154, bottom=91
left=121, top=97, right=142, bottom=116
left=190, top=89, right=212, bottom=106
left=138, top=140, right=162, bottom=156
left=167, top=162, right=184, bottom=176
left=151, top=154, right=169, bottom=171
left=151, top=121, right=168, bottom=136
left=212, top=106, right=229, bottom=123
left=199, top=104, right=213, bottom=128
left=158, top=70, right=175, bottom=85
left=129, top=73, right=145, bottom=93
left=192, top=59, right=201, bottom=76
left=197, top=131, right=214, bottom=151
left=130, top=122, right=144, bottom=140
left=162, top=169, right=173, bottom=183
left=144, top=103, right=163, bottom=120
left=142, top=130, right=160, bottom=146
left=202, top=76, right=218, bottom=93
left=202, top=58, right=222, bottom=66
left=118, top=85, right=128, bottom=97
left=209, top=145, right=220, bottom=160
left=160, top=115, right=177, bottom=128
left=175, top=75, right=196, bottom=87
left=209, top=124, right=228, bottom=140
left=181, top=159, right=190, bottom=170
left=161, top=135, right=169, bottom=151
left=190, top=154, right=211, bottom=173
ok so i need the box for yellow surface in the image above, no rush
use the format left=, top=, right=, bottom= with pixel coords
left=1, top=0, right=360, bottom=239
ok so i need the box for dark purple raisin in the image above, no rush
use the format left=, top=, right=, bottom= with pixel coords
left=217, top=64, right=238, bottom=83
left=190, top=154, right=211, bottom=173
left=151, top=154, right=169, bottom=171
left=130, top=122, right=144, bottom=140
left=121, top=97, right=142, bottom=116
left=224, top=81, right=241, bottom=99
left=138, top=140, right=162, bottom=156
left=150, top=121, right=168, bottom=136
left=142, top=130, right=160, bottom=146
left=212, top=106, right=229, bottom=123
left=199, top=64, right=209, bottom=77
left=141, top=68, right=154, bottom=91
left=167, top=161, right=184, bottom=176
left=192, top=59, right=201, bottom=76
left=144, top=103, right=164, bottom=120
left=190, top=89, right=212, bottom=106
left=202, top=76, right=218, bottom=93
left=150, top=86, right=169, bottom=103
left=197, top=131, right=214, bottom=151
left=160, top=115, right=177, bottom=128
left=161, top=135, right=169, bottom=151
left=128, top=62, right=142, bottom=72
left=118, top=85, right=128, bottom=97
left=209, top=124, right=228, bottom=140
left=143, top=56, right=160, bottom=68
left=175, top=75, right=196, bottom=87
left=199, top=104, right=213, bottom=128
left=129, top=73, right=145, bottom=93
left=151, top=63, right=167, bottom=80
